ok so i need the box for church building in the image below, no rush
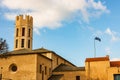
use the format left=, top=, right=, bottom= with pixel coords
left=0, top=15, right=83, bottom=80
left=0, top=15, right=120, bottom=80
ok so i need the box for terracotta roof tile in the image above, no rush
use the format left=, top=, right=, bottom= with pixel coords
left=110, top=61, right=120, bottom=67
left=85, top=56, right=109, bottom=62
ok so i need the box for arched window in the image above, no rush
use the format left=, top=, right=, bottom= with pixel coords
left=16, top=39, right=18, bottom=48
left=40, top=65, right=42, bottom=73
left=16, top=28, right=19, bottom=37
left=21, top=39, right=24, bottom=48
left=28, top=40, right=30, bottom=48
left=45, top=66, right=47, bottom=75
left=28, top=29, right=31, bottom=37
left=22, top=28, right=25, bottom=36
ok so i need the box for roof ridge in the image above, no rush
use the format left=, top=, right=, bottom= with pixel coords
left=53, top=63, right=83, bottom=72
left=33, top=47, right=52, bottom=52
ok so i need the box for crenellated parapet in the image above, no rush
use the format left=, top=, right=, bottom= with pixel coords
left=15, top=15, right=33, bottom=27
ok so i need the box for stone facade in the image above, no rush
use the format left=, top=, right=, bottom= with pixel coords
left=0, top=48, right=76, bottom=80
left=85, top=56, right=120, bottom=80
left=0, top=53, right=37, bottom=80
left=14, top=15, right=33, bottom=50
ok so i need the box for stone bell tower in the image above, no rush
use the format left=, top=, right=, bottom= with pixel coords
left=14, top=15, right=33, bottom=50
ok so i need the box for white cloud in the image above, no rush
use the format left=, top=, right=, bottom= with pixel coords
left=105, top=28, right=120, bottom=42
left=111, top=58, right=120, bottom=61
left=1, top=0, right=109, bottom=34
left=91, top=27, right=120, bottom=43
left=92, top=29, right=103, bottom=38
left=33, top=28, right=40, bottom=35
left=105, top=47, right=112, bottom=54
left=87, top=0, right=109, bottom=17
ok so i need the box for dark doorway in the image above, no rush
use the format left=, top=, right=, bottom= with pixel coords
left=76, top=76, right=80, bottom=80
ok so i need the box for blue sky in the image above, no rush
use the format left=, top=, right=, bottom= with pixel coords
left=0, top=0, right=120, bottom=66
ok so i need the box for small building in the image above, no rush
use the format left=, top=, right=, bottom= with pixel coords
left=85, top=56, right=120, bottom=80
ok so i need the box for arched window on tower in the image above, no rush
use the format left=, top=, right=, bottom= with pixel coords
left=28, top=40, right=30, bottom=48
left=15, top=39, right=18, bottom=48
left=22, top=28, right=25, bottom=36
left=21, top=39, right=24, bottom=48
left=16, top=28, right=19, bottom=37
left=28, top=29, right=31, bottom=37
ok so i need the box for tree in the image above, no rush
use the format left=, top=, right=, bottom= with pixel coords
left=0, top=38, right=8, bottom=54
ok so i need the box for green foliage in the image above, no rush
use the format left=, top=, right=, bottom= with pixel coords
left=0, top=38, right=8, bottom=54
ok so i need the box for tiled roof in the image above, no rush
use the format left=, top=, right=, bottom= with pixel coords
left=53, top=63, right=85, bottom=72
left=110, top=61, right=120, bottom=67
left=9, top=49, right=33, bottom=54
left=85, top=56, right=109, bottom=62
left=1, top=48, right=76, bottom=67
left=6, top=47, right=51, bottom=55
left=0, top=49, right=52, bottom=61
left=33, top=47, right=52, bottom=53
left=33, top=48, right=76, bottom=67
left=8, top=47, right=52, bottom=55
left=48, top=74, right=63, bottom=80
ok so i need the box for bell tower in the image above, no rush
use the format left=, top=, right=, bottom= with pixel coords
left=14, top=15, right=33, bottom=50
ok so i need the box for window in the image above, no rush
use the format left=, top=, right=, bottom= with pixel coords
left=9, top=64, right=17, bottom=72
left=16, top=28, right=19, bottom=37
left=45, top=66, right=47, bottom=75
left=49, top=68, right=51, bottom=75
left=28, top=29, right=31, bottom=37
left=40, top=65, right=42, bottom=73
left=22, top=28, right=25, bottom=36
left=76, top=76, right=80, bottom=80
left=21, top=39, right=24, bottom=48
left=28, top=40, right=30, bottom=48
left=16, top=39, right=18, bottom=48
left=114, top=74, right=120, bottom=80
